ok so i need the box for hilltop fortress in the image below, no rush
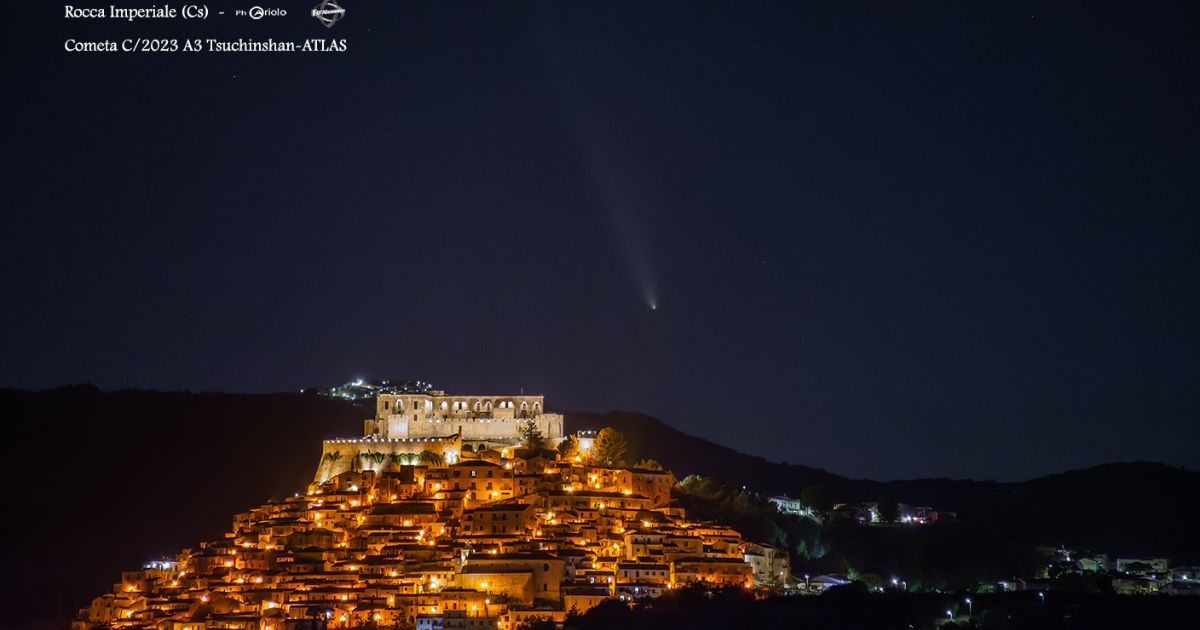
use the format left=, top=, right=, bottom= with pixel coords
left=368, top=392, right=564, bottom=446
left=314, top=392, right=565, bottom=484
left=77, top=389, right=787, bottom=630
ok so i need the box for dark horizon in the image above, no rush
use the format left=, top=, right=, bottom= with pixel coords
left=6, top=1, right=1200, bottom=483
left=5, top=381, right=1195, bottom=485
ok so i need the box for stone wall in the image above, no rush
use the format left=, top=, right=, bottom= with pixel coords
left=311, top=434, right=462, bottom=484
left=373, top=412, right=564, bottom=441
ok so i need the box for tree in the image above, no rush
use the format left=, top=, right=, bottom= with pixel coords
left=800, top=485, right=834, bottom=512
left=419, top=450, right=445, bottom=467
left=518, top=420, right=546, bottom=450
left=876, top=494, right=899, bottom=523
left=515, top=616, right=556, bottom=630
left=633, top=458, right=663, bottom=471
left=558, top=434, right=580, bottom=460
left=591, top=427, right=628, bottom=467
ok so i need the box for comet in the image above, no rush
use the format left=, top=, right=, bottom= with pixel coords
left=538, top=48, right=659, bottom=311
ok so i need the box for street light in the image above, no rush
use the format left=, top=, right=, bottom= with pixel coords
left=946, top=609, right=954, bottom=620
left=1037, top=591, right=1045, bottom=604
left=964, top=597, right=972, bottom=615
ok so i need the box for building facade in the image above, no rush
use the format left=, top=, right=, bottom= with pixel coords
left=366, top=392, right=564, bottom=447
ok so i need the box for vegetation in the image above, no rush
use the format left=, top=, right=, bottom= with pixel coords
left=563, top=586, right=1200, bottom=630
left=800, top=485, right=833, bottom=511
left=418, top=450, right=444, bottom=466
left=676, top=474, right=1046, bottom=590
left=632, top=458, right=663, bottom=470
left=518, top=420, right=546, bottom=450
left=876, top=493, right=899, bottom=523
left=322, top=451, right=342, bottom=463
left=389, top=452, right=418, bottom=466
left=590, top=427, right=628, bottom=467
left=557, top=434, right=580, bottom=459
left=676, top=475, right=826, bottom=569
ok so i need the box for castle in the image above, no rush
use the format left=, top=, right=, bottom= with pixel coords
left=314, top=392, right=565, bottom=484
left=76, top=390, right=786, bottom=630
left=366, top=392, right=564, bottom=446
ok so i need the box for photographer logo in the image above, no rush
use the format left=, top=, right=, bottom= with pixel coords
left=311, top=0, right=345, bottom=28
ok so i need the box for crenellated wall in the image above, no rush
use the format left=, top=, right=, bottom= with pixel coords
left=368, top=412, right=563, bottom=442
left=311, top=433, right=462, bottom=484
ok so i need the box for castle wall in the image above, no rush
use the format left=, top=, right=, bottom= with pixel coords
left=312, top=434, right=462, bottom=484
left=366, top=393, right=563, bottom=442
left=374, top=412, right=563, bottom=441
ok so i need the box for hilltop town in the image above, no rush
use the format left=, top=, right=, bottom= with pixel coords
left=76, top=392, right=786, bottom=630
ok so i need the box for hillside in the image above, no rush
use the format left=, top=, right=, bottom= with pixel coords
left=569, top=410, right=1200, bottom=562
left=0, top=385, right=364, bottom=630
left=1, top=389, right=1196, bottom=630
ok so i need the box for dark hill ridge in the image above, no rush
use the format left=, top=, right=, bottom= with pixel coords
left=570, top=410, right=1200, bottom=563
left=0, top=388, right=1196, bottom=630
left=564, top=409, right=849, bottom=490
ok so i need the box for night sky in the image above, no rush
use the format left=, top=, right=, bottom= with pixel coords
left=6, top=1, right=1198, bottom=481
